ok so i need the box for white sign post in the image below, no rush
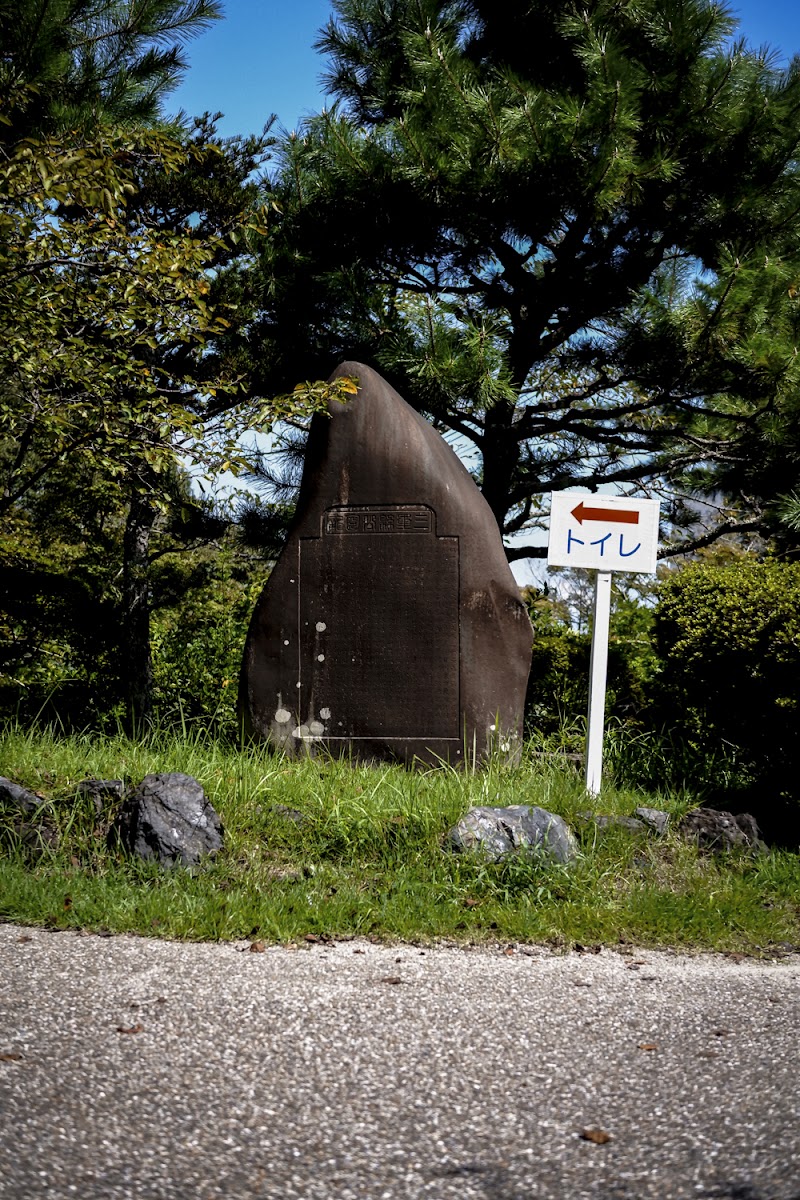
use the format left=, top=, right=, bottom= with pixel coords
left=547, top=493, right=660, bottom=796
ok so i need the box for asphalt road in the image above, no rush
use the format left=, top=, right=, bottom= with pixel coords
left=1, top=924, right=798, bottom=1200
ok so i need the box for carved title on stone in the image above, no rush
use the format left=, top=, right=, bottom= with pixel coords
left=239, top=362, right=532, bottom=767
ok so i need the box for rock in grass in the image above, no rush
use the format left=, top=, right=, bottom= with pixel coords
left=634, top=806, right=669, bottom=834
left=113, top=773, right=223, bottom=867
left=0, top=776, right=42, bottom=813
left=677, top=807, right=767, bottom=853
left=0, top=776, right=58, bottom=855
left=579, top=812, right=648, bottom=833
left=448, top=805, right=578, bottom=864
left=577, top=808, right=670, bottom=836
left=268, top=803, right=309, bottom=825
left=76, top=779, right=126, bottom=814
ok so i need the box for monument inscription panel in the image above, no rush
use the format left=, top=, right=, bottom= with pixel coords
left=298, top=506, right=459, bottom=741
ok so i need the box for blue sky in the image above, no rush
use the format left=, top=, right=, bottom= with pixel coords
left=170, top=0, right=800, bottom=137
left=170, top=0, right=331, bottom=135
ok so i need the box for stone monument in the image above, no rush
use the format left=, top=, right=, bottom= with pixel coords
left=239, top=362, right=532, bottom=766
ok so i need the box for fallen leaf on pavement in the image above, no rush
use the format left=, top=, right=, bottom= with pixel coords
left=377, top=976, right=403, bottom=985
left=580, top=1128, right=612, bottom=1144
left=249, top=941, right=266, bottom=953
left=0, top=1053, right=23, bottom=1061
left=116, top=1024, right=143, bottom=1035
left=638, top=1043, right=658, bottom=1051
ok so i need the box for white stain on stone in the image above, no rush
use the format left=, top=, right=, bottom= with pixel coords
left=296, top=681, right=302, bottom=689
left=283, top=639, right=290, bottom=646
left=269, top=693, right=295, bottom=752
left=316, top=621, right=327, bottom=632
left=320, top=707, right=331, bottom=720
left=292, top=724, right=310, bottom=739
left=309, top=721, right=325, bottom=736
left=317, top=654, right=325, bottom=662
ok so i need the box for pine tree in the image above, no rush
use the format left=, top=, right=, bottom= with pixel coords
left=0, top=0, right=222, bottom=138
left=247, top=0, right=800, bottom=560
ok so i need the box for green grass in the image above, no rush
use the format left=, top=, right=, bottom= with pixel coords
left=1, top=724, right=798, bottom=952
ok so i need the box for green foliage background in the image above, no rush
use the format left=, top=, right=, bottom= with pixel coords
left=651, top=560, right=800, bottom=840
left=524, top=575, right=658, bottom=740
left=149, top=551, right=268, bottom=739
left=0, top=481, right=270, bottom=737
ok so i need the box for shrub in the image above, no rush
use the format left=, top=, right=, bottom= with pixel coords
left=150, top=558, right=268, bottom=739
left=652, top=559, right=800, bottom=842
left=524, top=583, right=658, bottom=738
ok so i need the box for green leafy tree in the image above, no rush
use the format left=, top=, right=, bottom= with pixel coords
left=245, top=0, right=800, bottom=562
left=0, top=120, right=244, bottom=520
left=0, top=450, right=274, bottom=732
left=0, top=111, right=354, bottom=727
left=0, top=0, right=357, bottom=729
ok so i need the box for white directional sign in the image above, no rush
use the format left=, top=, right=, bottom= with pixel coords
left=547, top=493, right=660, bottom=574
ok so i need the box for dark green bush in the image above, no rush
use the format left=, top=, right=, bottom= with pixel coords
left=653, top=559, right=800, bottom=842
left=150, top=558, right=267, bottom=739
left=524, top=584, right=657, bottom=737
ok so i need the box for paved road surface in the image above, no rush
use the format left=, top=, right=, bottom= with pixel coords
left=1, top=924, right=798, bottom=1200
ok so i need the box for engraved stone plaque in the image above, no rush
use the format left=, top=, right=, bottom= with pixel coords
left=298, top=506, right=459, bottom=741
left=239, top=362, right=532, bottom=767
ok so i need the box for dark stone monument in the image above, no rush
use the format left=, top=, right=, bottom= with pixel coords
left=239, top=362, right=532, bottom=766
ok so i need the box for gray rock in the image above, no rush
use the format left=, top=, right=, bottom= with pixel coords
left=677, top=807, right=767, bottom=853
left=113, top=773, right=223, bottom=867
left=634, top=806, right=669, bottom=835
left=269, top=804, right=309, bottom=825
left=448, top=805, right=578, bottom=864
left=0, top=776, right=42, bottom=813
left=76, top=779, right=126, bottom=814
left=579, top=812, right=647, bottom=833
left=0, top=777, right=57, bottom=855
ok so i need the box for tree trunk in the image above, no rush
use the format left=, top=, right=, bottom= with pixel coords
left=482, top=399, right=520, bottom=536
left=122, top=486, right=156, bottom=734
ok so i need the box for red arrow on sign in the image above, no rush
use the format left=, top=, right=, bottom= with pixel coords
left=571, top=501, right=640, bottom=526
